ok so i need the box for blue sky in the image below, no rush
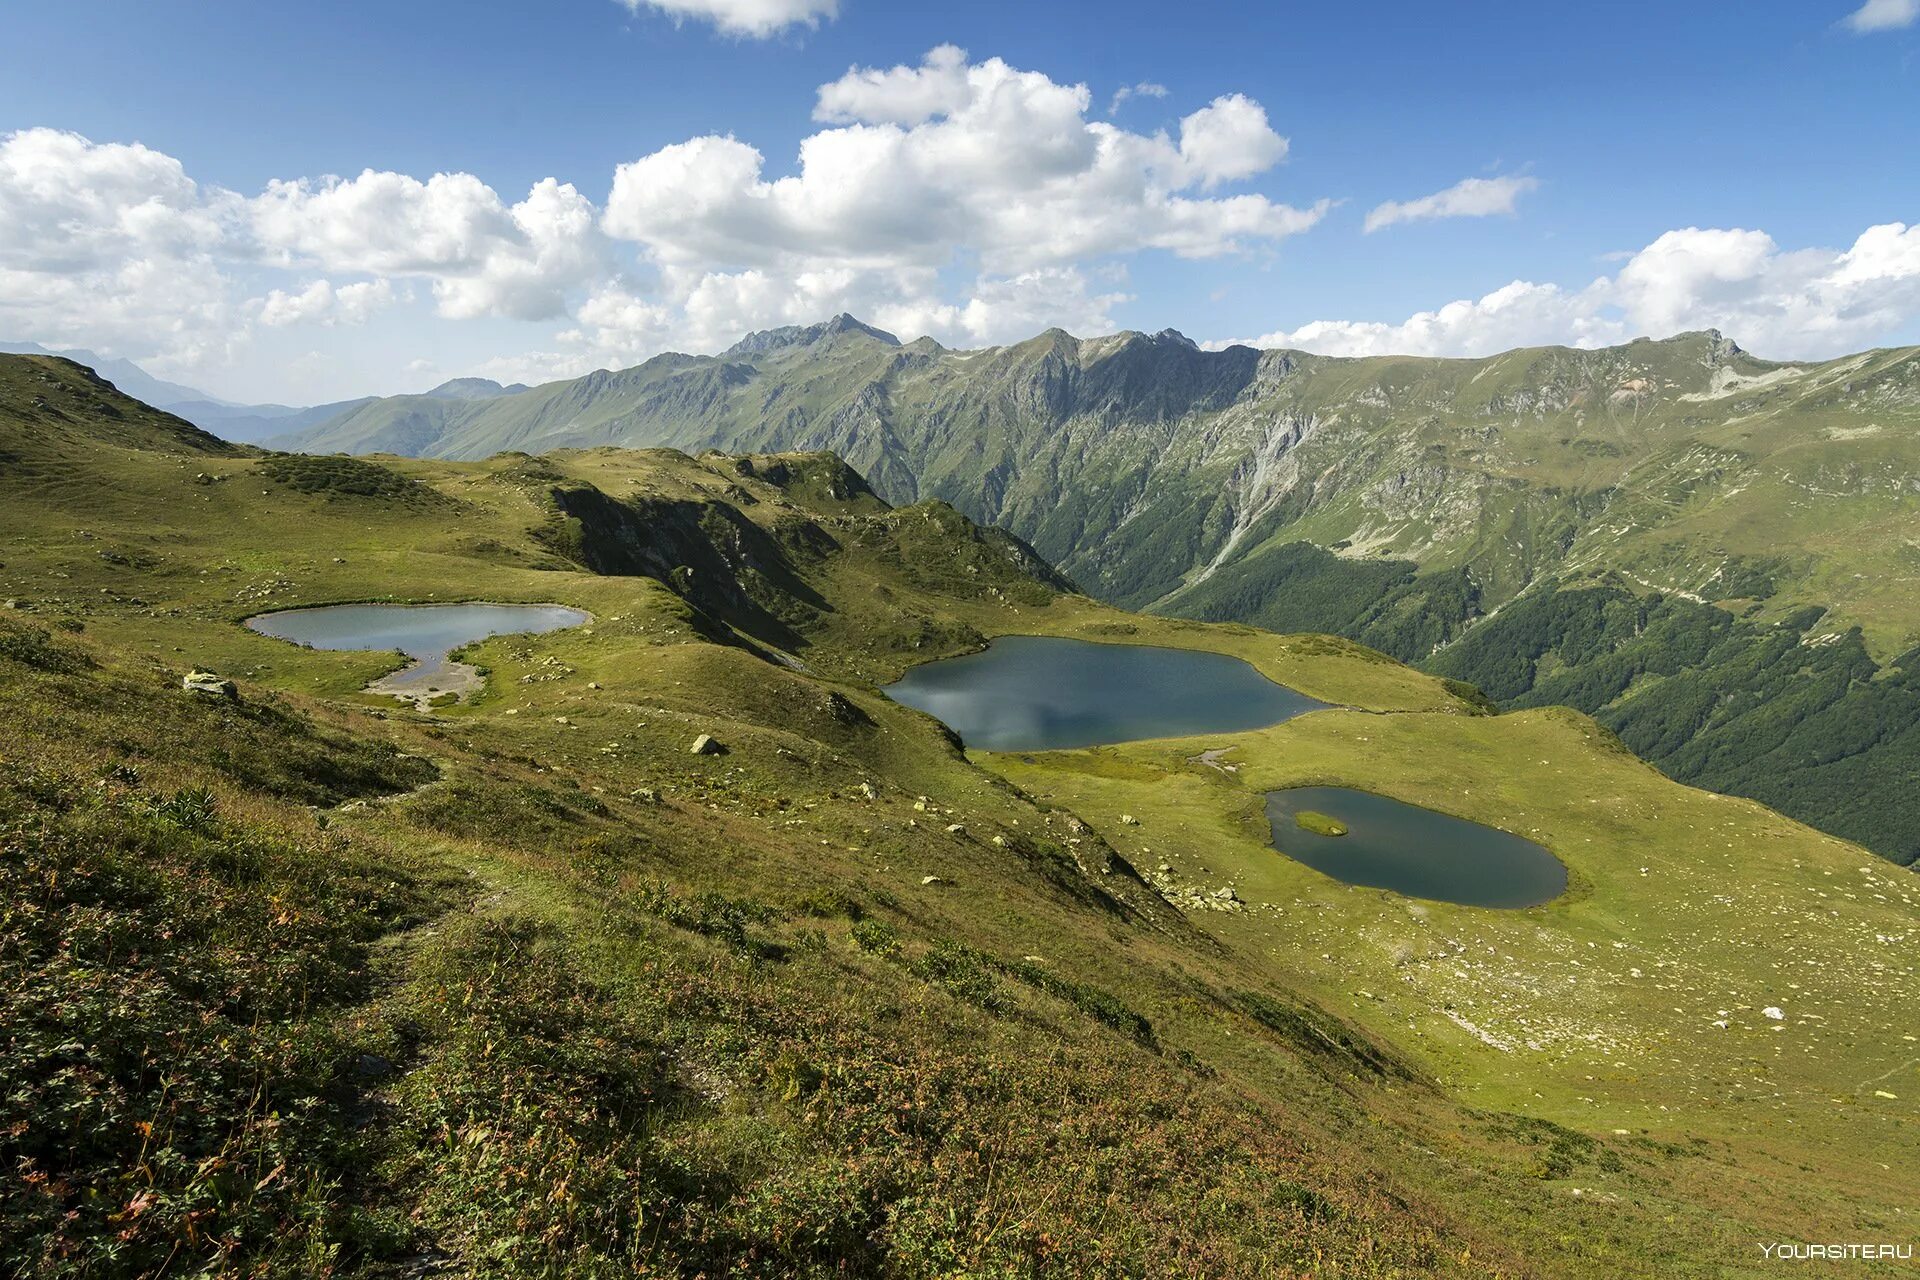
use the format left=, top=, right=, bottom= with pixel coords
left=1, top=0, right=1915, bottom=403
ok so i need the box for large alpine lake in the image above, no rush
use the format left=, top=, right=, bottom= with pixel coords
left=1265, top=786, right=1567, bottom=909
left=884, top=635, right=1325, bottom=751
left=246, top=602, right=588, bottom=707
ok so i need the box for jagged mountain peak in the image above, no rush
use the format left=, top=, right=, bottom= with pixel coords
left=1625, top=328, right=1747, bottom=363
left=424, top=376, right=532, bottom=401
left=724, top=313, right=902, bottom=358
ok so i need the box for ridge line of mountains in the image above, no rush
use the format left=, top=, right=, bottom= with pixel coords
left=12, top=317, right=1920, bottom=863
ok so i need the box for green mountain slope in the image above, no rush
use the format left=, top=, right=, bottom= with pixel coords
left=0, top=339, right=219, bottom=408
left=7, top=354, right=1916, bottom=1275
left=280, top=322, right=1920, bottom=650
left=280, top=322, right=1920, bottom=861
left=0, top=341, right=364, bottom=443
left=0, top=354, right=246, bottom=462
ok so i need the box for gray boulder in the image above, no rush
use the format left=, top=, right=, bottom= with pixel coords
left=182, top=671, right=236, bottom=699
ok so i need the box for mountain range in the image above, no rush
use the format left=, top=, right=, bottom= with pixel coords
left=4, top=348, right=1914, bottom=1273
left=262, top=316, right=1920, bottom=863
left=0, top=340, right=533, bottom=444
left=0, top=339, right=218, bottom=409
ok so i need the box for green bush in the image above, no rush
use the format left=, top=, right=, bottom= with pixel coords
left=259, top=453, right=448, bottom=506
left=0, top=620, right=94, bottom=674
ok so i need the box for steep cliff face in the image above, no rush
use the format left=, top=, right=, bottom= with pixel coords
left=528, top=449, right=1075, bottom=660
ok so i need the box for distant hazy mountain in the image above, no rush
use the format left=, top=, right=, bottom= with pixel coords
left=194, top=378, right=532, bottom=442
left=173, top=396, right=381, bottom=445
left=0, top=340, right=220, bottom=410
left=424, top=377, right=533, bottom=401
left=0, top=342, right=539, bottom=444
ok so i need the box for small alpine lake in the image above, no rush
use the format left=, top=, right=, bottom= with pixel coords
left=1265, top=786, right=1567, bottom=909
left=884, top=634, right=1326, bottom=751
left=246, top=602, right=588, bottom=708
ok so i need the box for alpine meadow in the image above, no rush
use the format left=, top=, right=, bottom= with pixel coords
left=3, top=2, right=1919, bottom=1277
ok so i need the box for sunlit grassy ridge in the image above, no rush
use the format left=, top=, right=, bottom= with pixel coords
left=2, top=353, right=1914, bottom=1277
left=267, top=326, right=1920, bottom=864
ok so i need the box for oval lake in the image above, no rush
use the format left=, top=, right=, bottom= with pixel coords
left=1265, top=786, right=1567, bottom=909
left=246, top=602, right=588, bottom=707
left=884, top=635, right=1325, bottom=751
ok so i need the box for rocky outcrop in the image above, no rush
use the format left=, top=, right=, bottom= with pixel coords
left=182, top=671, right=235, bottom=699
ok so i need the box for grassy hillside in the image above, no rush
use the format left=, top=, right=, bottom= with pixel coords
left=277, top=323, right=1920, bottom=653
left=271, top=324, right=1920, bottom=865
left=3, top=354, right=1916, bottom=1276
left=1425, top=580, right=1920, bottom=865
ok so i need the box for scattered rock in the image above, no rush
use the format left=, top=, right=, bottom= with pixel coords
left=631, top=787, right=658, bottom=803
left=690, top=734, right=723, bottom=755
left=182, top=670, right=236, bottom=699
left=1762, top=1006, right=1785, bottom=1021
left=945, top=823, right=968, bottom=836
left=1120, top=814, right=1140, bottom=826
left=920, top=875, right=949, bottom=887
left=1211, top=886, right=1240, bottom=902
left=857, top=782, right=877, bottom=801
left=823, top=691, right=872, bottom=726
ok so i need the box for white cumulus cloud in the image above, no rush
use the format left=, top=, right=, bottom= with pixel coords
left=616, top=0, right=836, bottom=38
left=576, top=48, right=1317, bottom=363
left=19, top=43, right=1919, bottom=403
left=1364, top=174, right=1539, bottom=233
left=1177, top=94, right=1290, bottom=189
left=1108, top=81, right=1170, bottom=116
left=1843, top=0, right=1919, bottom=32
left=0, top=50, right=1314, bottom=391
left=0, top=128, right=241, bottom=370
left=605, top=49, right=1316, bottom=310
left=814, top=44, right=974, bottom=125
left=1217, top=222, right=1920, bottom=361
left=256, top=278, right=396, bottom=328
left=252, top=171, right=606, bottom=321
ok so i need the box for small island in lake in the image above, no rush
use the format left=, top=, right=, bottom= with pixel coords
left=1294, top=810, right=1349, bottom=837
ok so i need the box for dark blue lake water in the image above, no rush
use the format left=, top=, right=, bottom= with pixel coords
left=1266, top=786, right=1566, bottom=908
left=885, top=635, right=1325, bottom=751
left=246, top=602, right=587, bottom=658
left=246, top=602, right=588, bottom=706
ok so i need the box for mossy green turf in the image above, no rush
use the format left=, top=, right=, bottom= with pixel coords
left=3, top=354, right=1916, bottom=1277
left=1294, top=810, right=1349, bottom=837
